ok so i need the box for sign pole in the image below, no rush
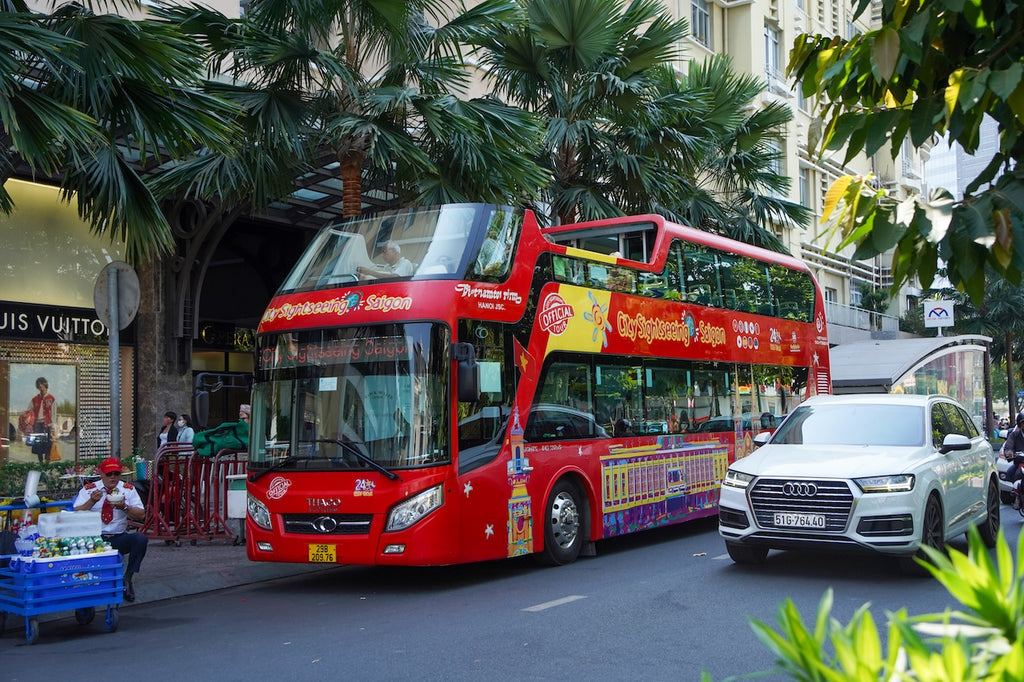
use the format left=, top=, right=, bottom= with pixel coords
left=94, top=260, right=139, bottom=461
left=108, top=269, right=121, bottom=458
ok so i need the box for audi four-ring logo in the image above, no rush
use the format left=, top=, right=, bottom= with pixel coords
left=783, top=481, right=818, bottom=497
left=312, top=516, right=339, bottom=532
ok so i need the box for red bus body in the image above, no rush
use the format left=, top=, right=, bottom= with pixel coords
left=247, top=205, right=831, bottom=566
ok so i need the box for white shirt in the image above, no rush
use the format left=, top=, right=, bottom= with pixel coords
left=72, top=480, right=145, bottom=534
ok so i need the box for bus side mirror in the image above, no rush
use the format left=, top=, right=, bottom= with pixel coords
left=452, top=342, right=480, bottom=402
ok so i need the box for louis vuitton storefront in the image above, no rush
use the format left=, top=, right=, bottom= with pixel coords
left=0, top=180, right=135, bottom=465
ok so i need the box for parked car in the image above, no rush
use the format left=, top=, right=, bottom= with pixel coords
left=718, top=394, right=1000, bottom=574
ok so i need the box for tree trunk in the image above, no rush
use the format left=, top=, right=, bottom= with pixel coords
left=1007, top=330, right=1016, bottom=415
left=339, top=151, right=365, bottom=218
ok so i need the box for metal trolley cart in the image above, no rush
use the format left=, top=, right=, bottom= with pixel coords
left=0, top=550, right=123, bottom=644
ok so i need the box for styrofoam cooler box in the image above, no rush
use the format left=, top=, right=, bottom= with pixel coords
left=36, top=511, right=103, bottom=538
left=227, top=474, right=247, bottom=519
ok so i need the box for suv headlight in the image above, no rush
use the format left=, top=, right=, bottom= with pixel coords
left=855, top=474, right=915, bottom=493
left=247, top=494, right=272, bottom=530
left=386, top=485, right=444, bottom=532
left=723, top=469, right=754, bottom=489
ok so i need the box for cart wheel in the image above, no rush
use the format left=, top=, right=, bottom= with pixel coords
left=164, top=539, right=174, bottom=546
left=190, top=539, right=197, bottom=546
left=0, top=611, right=7, bottom=636
left=75, top=607, right=96, bottom=625
left=105, top=606, right=119, bottom=632
left=26, top=618, right=39, bottom=645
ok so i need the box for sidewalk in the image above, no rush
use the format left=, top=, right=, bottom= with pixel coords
left=5, top=536, right=333, bottom=631
left=128, top=537, right=334, bottom=606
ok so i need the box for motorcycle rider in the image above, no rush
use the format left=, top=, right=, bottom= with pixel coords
left=1000, top=411, right=1024, bottom=508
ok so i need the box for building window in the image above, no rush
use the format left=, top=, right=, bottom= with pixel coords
left=764, top=23, right=781, bottom=81
left=691, top=0, right=711, bottom=48
left=766, top=140, right=784, bottom=179
left=851, top=282, right=864, bottom=307
left=824, top=287, right=837, bottom=304
left=799, top=168, right=810, bottom=208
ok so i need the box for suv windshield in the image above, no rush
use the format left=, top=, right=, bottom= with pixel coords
left=770, top=403, right=925, bottom=447
left=250, top=323, right=451, bottom=471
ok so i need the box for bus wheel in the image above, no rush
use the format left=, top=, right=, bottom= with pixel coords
left=540, top=479, right=584, bottom=565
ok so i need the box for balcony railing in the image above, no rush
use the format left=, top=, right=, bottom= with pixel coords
left=825, top=300, right=900, bottom=334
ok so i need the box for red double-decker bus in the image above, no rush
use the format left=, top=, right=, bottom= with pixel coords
left=247, top=203, right=831, bottom=566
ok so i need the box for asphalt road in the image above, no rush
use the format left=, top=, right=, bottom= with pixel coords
left=3, top=510, right=1022, bottom=681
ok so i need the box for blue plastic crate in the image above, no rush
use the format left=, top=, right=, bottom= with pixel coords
left=17, top=550, right=120, bottom=574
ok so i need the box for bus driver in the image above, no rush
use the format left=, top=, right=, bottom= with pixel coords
left=357, top=241, right=414, bottom=278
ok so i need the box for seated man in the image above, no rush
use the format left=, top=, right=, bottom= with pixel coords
left=73, top=457, right=148, bottom=601
left=356, top=240, right=414, bottom=278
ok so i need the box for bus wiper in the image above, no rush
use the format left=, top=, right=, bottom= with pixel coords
left=315, top=438, right=401, bottom=481
left=249, top=455, right=311, bottom=482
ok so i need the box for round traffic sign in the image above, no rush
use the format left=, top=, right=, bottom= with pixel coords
left=93, top=261, right=140, bottom=330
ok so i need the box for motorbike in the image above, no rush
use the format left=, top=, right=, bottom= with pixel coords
left=1008, top=452, right=1024, bottom=517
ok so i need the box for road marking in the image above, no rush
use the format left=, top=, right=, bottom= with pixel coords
left=713, top=553, right=730, bottom=560
left=522, top=595, right=587, bottom=612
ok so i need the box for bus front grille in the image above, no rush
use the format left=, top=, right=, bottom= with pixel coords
left=283, top=513, right=373, bottom=535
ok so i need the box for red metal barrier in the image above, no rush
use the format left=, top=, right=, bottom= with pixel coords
left=138, top=444, right=247, bottom=545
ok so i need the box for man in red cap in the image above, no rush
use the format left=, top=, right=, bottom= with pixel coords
left=73, top=457, right=148, bottom=601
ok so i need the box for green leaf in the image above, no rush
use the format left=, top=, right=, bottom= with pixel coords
left=872, top=28, right=900, bottom=81
left=910, top=97, right=941, bottom=147
left=915, top=237, right=938, bottom=287
left=1009, top=82, right=1024, bottom=121
left=865, top=110, right=900, bottom=157
left=825, top=111, right=864, bottom=151
left=852, top=211, right=884, bottom=259
left=989, top=63, right=1022, bottom=101
left=844, top=123, right=868, bottom=165
left=870, top=208, right=903, bottom=252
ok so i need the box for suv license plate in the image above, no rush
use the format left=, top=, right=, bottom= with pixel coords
left=774, top=513, right=825, bottom=528
left=308, top=543, right=337, bottom=563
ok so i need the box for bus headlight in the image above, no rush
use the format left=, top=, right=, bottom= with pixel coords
left=247, top=494, right=272, bottom=530
left=386, top=485, right=444, bottom=532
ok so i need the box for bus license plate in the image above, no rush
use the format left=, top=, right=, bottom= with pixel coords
left=774, top=513, right=825, bottom=528
left=308, top=544, right=337, bottom=563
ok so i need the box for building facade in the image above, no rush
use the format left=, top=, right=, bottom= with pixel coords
left=2, top=0, right=933, bottom=465
left=672, top=0, right=922, bottom=340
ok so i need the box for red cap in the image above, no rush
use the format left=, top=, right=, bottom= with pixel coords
left=99, top=457, right=123, bottom=474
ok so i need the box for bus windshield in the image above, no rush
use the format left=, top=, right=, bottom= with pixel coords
left=251, top=323, right=451, bottom=472
left=277, top=204, right=522, bottom=292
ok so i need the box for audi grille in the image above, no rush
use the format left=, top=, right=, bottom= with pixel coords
left=749, top=478, right=854, bottom=531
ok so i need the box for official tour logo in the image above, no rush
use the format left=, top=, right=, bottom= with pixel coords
left=266, top=476, right=292, bottom=500
left=539, top=292, right=574, bottom=335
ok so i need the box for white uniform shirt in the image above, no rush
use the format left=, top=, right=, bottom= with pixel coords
left=72, top=480, right=145, bottom=534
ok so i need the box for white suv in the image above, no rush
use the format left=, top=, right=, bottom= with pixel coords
left=718, top=394, right=1000, bottom=573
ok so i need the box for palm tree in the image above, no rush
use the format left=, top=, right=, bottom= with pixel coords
left=469, top=0, right=807, bottom=248
left=0, top=0, right=240, bottom=263
left=660, top=56, right=812, bottom=251
left=164, top=0, right=547, bottom=220
left=470, top=0, right=692, bottom=225
left=970, top=277, right=1024, bottom=415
